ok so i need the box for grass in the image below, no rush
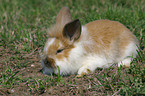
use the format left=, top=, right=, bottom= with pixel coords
left=0, top=0, right=145, bottom=95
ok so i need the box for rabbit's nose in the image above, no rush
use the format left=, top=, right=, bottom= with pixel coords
left=44, top=58, right=48, bottom=64
left=43, top=57, right=56, bottom=68
left=43, top=58, right=51, bottom=67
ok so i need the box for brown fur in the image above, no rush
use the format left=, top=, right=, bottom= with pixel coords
left=45, top=37, right=74, bottom=61
left=46, top=7, right=77, bottom=62
left=42, top=7, right=139, bottom=76
left=84, top=20, right=138, bottom=57
left=46, top=57, right=56, bottom=68
left=56, top=7, right=72, bottom=28
left=56, top=45, right=74, bottom=60
left=46, top=39, right=60, bottom=55
left=47, top=19, right=137, bottom=62
left=48, top=25, right=70, bottom=43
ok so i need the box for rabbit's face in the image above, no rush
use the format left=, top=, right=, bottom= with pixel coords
left=41, top=37, right=75, bottom=75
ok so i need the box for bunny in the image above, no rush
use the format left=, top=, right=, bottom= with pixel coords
left=41, top=7, right=139, bottom=76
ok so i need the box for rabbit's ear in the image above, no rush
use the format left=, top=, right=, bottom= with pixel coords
left=56, top=7, right=72, bottom=28
left=63, top=19, right=81, bottom=41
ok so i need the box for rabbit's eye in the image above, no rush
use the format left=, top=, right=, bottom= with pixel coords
left=56, top=49, right=64, bottom=54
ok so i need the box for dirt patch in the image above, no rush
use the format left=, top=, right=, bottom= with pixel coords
left=0, top=47, right=145, bottom=96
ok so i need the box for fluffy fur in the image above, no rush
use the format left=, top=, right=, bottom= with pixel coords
left=41, top=7, right=139, bottom=76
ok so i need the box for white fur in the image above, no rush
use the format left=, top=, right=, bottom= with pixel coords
left=51, top=26, right=112, bottom=75
left=42, top=25, right=138, bottom=75
left=55, top=41, right=85, bottom=75
left=54, top=26, right=138, bottom=75
left=122, top=41, right=138, bottom=58
left=44, top=38, right=55, bottom=54
left=44, top=27, right=92, bottom=75
left=118, top=42, right=138, bottom=67
left=78, top=54, right=108, bottom=75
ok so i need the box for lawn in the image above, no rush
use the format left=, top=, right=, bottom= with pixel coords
left=0, top=0, right=145, bottom=95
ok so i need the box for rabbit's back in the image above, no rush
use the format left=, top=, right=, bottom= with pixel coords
left=82, top=20, right=138, bottom=63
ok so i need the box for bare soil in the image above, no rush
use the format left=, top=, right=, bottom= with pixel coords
left=0, top=47, right=145, bottom=96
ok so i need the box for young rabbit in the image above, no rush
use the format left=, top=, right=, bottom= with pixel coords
left=41, top=7, right=139, bottom=76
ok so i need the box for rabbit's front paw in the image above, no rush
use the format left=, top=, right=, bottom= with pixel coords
left=77, top=66, right=92, bottom=76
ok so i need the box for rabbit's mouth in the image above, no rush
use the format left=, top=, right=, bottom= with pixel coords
left=42, top=67, right=55, bottom=75
left=41, top=58, right=55, bottom=75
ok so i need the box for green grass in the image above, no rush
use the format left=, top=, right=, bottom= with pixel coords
left=0, top=0, right=145, bottom=95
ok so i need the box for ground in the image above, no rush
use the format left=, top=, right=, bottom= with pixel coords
left=0, top=46, right=145, bottom=95
left=0, top=0, right=145, bottom=95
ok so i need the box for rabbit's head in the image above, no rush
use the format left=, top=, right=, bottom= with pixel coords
left=41, top=7, right=82, bottom=75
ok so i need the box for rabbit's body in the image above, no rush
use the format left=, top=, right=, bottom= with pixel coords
left=41, top=7, right=138, bottom=76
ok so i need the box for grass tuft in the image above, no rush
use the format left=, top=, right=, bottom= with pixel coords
left=0, top=0, right=145, bottom=95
